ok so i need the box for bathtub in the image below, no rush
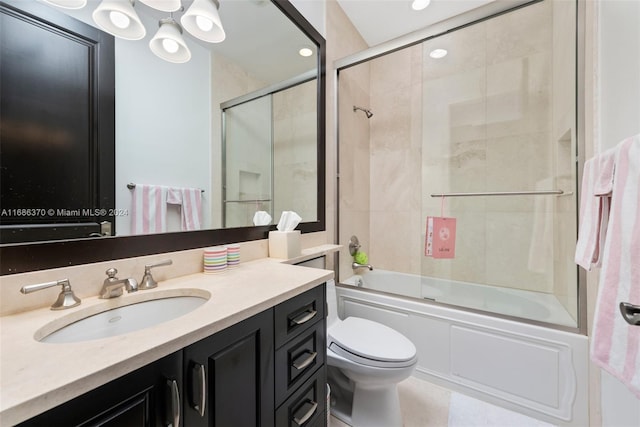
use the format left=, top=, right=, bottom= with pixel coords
left=342, top=270, right=577, bottom=327
left=337, top=270, right=588, bottom=426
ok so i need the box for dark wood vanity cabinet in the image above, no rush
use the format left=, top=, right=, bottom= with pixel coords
left=17, top=350, right=183, bottom=427
left=17, top=284, right=327, bottom=427
left=183, top=308, right=275, bottom=427
left=274, top=285, right=327, bottom=427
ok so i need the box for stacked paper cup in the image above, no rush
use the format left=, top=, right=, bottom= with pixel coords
left=226, top=244, right=240, bottom=267
left=203, top=246, right=227, bottom=273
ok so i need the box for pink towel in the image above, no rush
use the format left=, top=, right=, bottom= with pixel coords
left=575, top=148, right=616, bottom=270
left=591, top=135, right=640, bottom=398
left=167, top=187, right=203, bottom=231
left=130, top=184, right=168, bottom=235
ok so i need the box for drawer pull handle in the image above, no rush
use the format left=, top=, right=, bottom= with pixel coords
left=292, top=351, right=318, bottom=370
left=291, top=309, right=317, bottom=326
left=292, top=399, right=318, bottom=426
left=191, top=363, right=207, bottom=417
left=166, top=379, right=181, bottom=427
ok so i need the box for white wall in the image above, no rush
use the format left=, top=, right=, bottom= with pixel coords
left=114, top=37, right=212, bottom=235
left=290, top=0, right=327, bottom=37
left=596, top=0, right=640, bottom=425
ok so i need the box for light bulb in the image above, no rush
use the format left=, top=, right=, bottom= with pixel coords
left=162, top=38, right=180, bottom=53
left=299, top=47, right=313, bottom=57
left=412, top=0, right=431, bottom=11
left=429, top=48, right=448, bottom=59
left=195, top=15, right=214, bottom=32
left=109, top=11, right=130, bottom=29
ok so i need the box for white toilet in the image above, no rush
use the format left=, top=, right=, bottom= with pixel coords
left=326, top=280, right=417, bottom=427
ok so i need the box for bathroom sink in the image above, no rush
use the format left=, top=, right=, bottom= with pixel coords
left=36, top=290, right=210, bottom=344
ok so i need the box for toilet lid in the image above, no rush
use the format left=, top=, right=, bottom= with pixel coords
left=328, top=317, right=417, bottom=367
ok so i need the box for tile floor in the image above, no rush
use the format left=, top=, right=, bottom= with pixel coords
left=329, top=376, right=555, bottom=427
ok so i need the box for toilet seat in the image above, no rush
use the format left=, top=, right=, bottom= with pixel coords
left=328, top=317, right=417, bottom=368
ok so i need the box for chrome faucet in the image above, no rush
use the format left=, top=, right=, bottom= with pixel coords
left=352, top=262, right=373, bottom=271
left=100, top=268, right=138, bottom=299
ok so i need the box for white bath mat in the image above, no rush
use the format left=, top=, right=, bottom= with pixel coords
left=447, top=392, right=556, bottom=427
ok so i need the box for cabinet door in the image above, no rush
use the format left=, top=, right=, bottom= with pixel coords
left=17, top=351, right=183, bottom=427
left=0, top=0, right=115, bottom=243
left=184, top=309, right=275, bottom=427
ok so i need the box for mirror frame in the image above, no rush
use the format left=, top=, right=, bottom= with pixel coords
left=0, top=0, right=326, bottom=275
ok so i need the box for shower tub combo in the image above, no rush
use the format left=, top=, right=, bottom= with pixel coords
left=338, top=270, right=588, bottom=426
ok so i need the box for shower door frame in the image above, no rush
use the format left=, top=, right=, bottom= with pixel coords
left=334, top=0, right=587, bottom=335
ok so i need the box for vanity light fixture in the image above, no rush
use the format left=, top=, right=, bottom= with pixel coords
left=149, top=17, right=192, bottom=63
left=139, top=0, right=182, bottom=13
left=92, top=0, right=146, bottom=40
left=41, top=0, right=87, bottom=9
left=429, top=48, right=448, bottom=59
left=181, top=0, right=226, bottom=43
left=411, top=0, right=431, bottom=11
left=298, top=47, right=313, bottom=57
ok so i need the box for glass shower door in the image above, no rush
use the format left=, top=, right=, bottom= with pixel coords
left=223, top=96, right=273, bottom=227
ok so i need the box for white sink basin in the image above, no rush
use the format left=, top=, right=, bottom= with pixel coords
left=36, top=290, right=209, bottom=344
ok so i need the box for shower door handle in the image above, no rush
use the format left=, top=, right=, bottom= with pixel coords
left=620, top=302, right=640, bottom=326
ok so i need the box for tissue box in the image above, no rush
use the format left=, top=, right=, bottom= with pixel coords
left=268, top=230, right=301, bottom=259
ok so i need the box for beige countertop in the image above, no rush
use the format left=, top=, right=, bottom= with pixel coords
left=0, top=257, right=334, bottom=426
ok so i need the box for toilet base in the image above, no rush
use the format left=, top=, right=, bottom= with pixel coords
left=328, top=366, right=403, bottom=427
left=351, top=383, right=402, bottom=427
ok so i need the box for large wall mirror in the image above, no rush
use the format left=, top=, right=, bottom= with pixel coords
left=0, top=0, right=326, bottom=274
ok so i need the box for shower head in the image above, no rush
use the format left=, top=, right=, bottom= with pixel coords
left=353, top=105, right=373, bottom=118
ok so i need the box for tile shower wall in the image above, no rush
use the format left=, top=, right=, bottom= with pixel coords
left=369, top=46, right=424, bottom=275
left=334, top=0, right=372, bottom=280
left=273, top=80, right=318, bottom=223
left=339, top=0, right=577, bottom=323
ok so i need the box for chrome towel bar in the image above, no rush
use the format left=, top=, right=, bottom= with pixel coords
left=127, top=183, right=204, bottom=193
left=430, top=190, right=565, bottom=198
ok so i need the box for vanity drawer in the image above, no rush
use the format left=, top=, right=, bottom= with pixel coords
left=276, top=319, right=325, bottom=406
left=275, top=284, right=325, bottom=347
left=275, top=367, right=327, bottom=427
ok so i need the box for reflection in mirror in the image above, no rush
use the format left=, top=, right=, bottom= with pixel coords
left=0, top=0, right=320, bottom=242
left=0, top=0, right=325, bottom=274
left=223, top=77, right=317, bottom=228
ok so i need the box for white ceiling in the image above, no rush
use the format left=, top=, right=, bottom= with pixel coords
left=335, top=0, right=495, bottom=47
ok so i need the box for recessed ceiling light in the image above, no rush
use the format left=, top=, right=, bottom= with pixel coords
left=412, top=0, right=431, bottom=11
left=429, top=48, right=448, bottom=59
left=299, top=47, right=314, bottom=57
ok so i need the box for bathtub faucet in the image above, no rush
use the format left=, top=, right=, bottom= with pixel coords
left=352, top=262, right=373, bottom=271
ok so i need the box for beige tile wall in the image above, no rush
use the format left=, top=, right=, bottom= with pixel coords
left=273, top=80, right=318, bottom=223
left=329, top=0, right=371, bottom=281
left=337, top=0, right=578, bottom=321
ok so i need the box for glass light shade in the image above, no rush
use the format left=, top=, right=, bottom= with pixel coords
left=149, top=19, right=191, bottom=63
left=92, top=0, right=146, bottom=40
left=41, top=0, right=87, bottom=9
left=181, top=0, right=225, bottom=43
left=139, top=0, right=182, bottom=13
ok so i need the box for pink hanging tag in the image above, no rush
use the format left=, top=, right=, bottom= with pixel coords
left=425, top=216, right=457, bottom=259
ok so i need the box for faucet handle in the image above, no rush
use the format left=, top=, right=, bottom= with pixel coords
left=20, top=279, right=81, bottom=310
left=140, top=259, right=172, bottom=290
